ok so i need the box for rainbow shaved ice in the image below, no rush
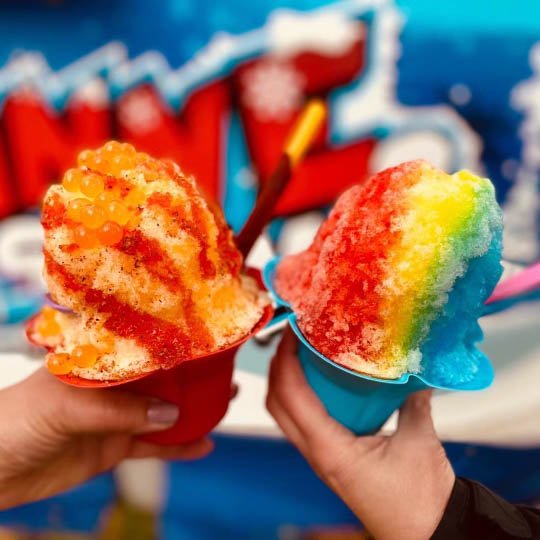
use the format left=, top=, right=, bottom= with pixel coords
left=276, top=160, right=503, bottom=382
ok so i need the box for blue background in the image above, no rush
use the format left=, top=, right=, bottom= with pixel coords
left=0, top=0, right=538, bottom=206
left=3, top=437, right=540, bottom=537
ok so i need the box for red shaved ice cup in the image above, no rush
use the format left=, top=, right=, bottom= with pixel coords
left=30, top=274, right=273, bottom=446
left=264, top=257, right=494, bottom=435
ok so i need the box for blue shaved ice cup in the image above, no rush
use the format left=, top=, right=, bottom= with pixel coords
left=264, top=253, right=499, bottom=435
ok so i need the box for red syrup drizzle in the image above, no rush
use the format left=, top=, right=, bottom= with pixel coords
left=162, top=161, right=242, bottom=277
left=41, top=192, right=75, bottom=230
left=116, top=228, right=214, bottom=352
left=147, top=192, right=216, bottom=280
left=42, top=160, right=217, bottom=362
left=116, top=229, right=184, bottom=292
left=276, top=161, right=423, bottom=362
left=44, top=251, right=211, bottom=368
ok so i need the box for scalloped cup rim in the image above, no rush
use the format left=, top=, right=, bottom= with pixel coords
left=264, top=256, right=494, bottom=392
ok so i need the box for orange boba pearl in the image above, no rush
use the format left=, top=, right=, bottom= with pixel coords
left=124, top=187, right=145, bottom=208
left=36, top=314, right=61, bottom=337
left=107, top=185, right=123, bottom=201
left=109, top=154, right=135, bottom=176
left=62, top=168, right=84, bottom=193
left=73, top=225, right=99, bottom=248
left=120, top=142, right=136, bottom=155
left=80, top=204, right=106, bottom=229
left=102, top=141, right=123, bottom=155
left=135, top=152, right=151, bottom=165
left=98, top=334, right=116, bottom=354
left=100, top=141, right=136, bottom=175
left=141, top=167, right=161, bottom=182
left=71, top=345, right=100, bottom=368
left=96, top=221, right=124, bottom=246
left=90, top=153, right=105, bottom=172
left=105, top=200, right=131, bottom=225
left=66, top=198, right=90, bottom=222
left=46, top=353, right=73, bottom=375
left=41, top=305, right=57, bottom=320
left=78, top=149, right=105, bottom=172
left=95, top=190, right=114, bottom=208
left=77, top=149, right=93, bottom=167
left=80, top=173, right=104, bottom=198
left=125, top=214, right=141, bottom=230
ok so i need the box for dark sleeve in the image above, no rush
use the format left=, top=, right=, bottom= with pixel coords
left=431, top=477, right=540, bottom=539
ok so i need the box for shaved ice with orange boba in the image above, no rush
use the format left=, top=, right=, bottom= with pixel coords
left=28, top=141, right=270, bottom=380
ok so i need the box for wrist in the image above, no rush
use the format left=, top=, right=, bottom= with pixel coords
left=359, top=464, right=455, bottom=540
left=404, top=466, right=456, bottom=540
left=0, top=389, right=19, bottom=509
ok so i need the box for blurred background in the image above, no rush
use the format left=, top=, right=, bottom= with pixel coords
left=0, top=0, right=539, bottom=538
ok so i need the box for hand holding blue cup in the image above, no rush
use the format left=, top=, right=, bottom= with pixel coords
left=262, top=161, right=505, bottom=435
left=264, top=257, right=496, bottom=434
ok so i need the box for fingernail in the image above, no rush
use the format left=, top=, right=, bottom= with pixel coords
left=147, top=399, right=179, bottom=426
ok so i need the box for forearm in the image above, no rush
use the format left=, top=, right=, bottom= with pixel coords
left=0, top=382, right=49, bottom=509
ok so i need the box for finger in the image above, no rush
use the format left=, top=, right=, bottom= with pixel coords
left=52, top=384, right=179, bottom=435
left=8, top=369, right=181, bottom=450
left=267, top=328, right=356, bottom=450
left=230, top=383, right=239, bottom=400
left=127, top=438, right=214, bottom=460
left=276, top=325, right=298, bottom=357
left=265, top=392, right=308, bottom=455
left=267, top=388, right=367, bottom=489
left=395, top=389, right=436, bottom=440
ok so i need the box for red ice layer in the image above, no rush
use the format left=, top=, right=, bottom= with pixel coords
left=276, top=161, right=422, bottom=363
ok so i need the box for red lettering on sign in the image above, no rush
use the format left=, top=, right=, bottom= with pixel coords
left=2, top=91, right=110, bottom=210
left=117, top=82, right=230, bottom=200
left=0, top=132, right=16, bottom=218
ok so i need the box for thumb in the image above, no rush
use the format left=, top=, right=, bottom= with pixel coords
left=23, top=367, right=180, bottom=434
left=395, top=389, right=436, bottom=440
left=58, top=390, right=179, bottom=434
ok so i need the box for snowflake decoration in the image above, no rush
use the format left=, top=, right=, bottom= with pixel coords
left=70, top=78, right=109, bottom=109
left=241, top=61, right=305, bottom=122
left=117, top=88, right=162, bottom=134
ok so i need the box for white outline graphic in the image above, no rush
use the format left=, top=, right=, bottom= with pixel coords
left=0, top=0, right=479, bottom=173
